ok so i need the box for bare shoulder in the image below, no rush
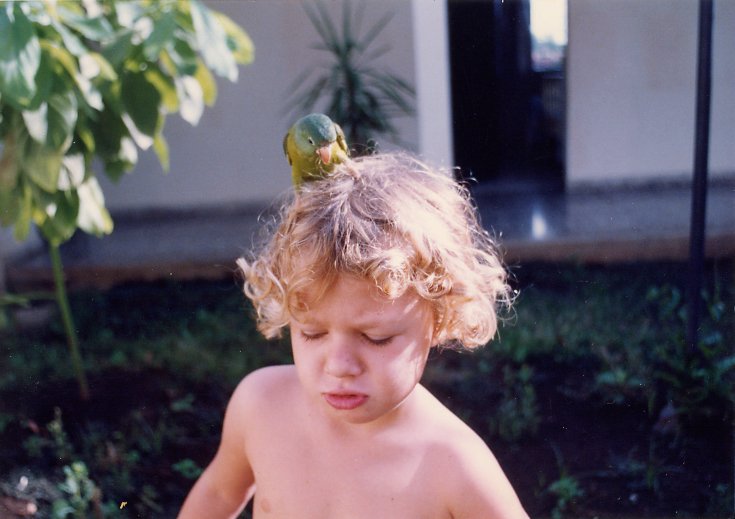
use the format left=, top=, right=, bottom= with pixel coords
left=181, top=367, right=299, bottom=514
left=236, top=364, right=297, bottom=393
left=417, top=387, right=529, bottom=519
left=231, top=365, right=298, bottom=412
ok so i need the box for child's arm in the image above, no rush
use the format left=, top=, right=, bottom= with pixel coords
left=445, top=432, right=529, bottom=519
left=178, top=380, right=256, bottom=518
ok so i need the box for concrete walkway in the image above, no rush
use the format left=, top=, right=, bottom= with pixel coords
left=474, top=179, right=734, bottom=264
left=5, top=179, right=734, bottom=292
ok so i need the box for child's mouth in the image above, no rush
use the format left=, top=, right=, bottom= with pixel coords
left=323, top=393, right=368, bottom=410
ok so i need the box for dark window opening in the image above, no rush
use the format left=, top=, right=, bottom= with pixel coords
left=448, top=0, right=567, bottom=193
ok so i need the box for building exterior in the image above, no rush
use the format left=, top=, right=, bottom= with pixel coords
left=1, top=0, right=734, bottom=278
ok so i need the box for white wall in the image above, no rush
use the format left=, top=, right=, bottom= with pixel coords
left=712, top=0, right=735, bottom=174
left=567, top=0, right=735, bottom=187
left=412, top=0, right=454, bottom=168
left=100, top=0, right=418, bottom=213
left=0, top=227, right=40, bottom=258
left=8, top=0, right=731, bottom=228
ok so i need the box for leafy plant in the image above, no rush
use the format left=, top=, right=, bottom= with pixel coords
left=546, top=446, right=584, bottom=519
left=547, top=474, right=584, bottom=519
left=593, top=341, right=651, bottom=407
left=288, top=1, right=414, bottom=151
left=489, top=364, right=540, bottom=441
left=0, top=0, right=253, bottom=399
left=23, top=407, right=75, bottom=463
left=52, top=462, right=101, bottom=519
left=646, top=285, right=734, bottom=425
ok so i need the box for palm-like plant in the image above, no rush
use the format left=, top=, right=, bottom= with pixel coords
left=288, top=1, right=414, bottom=153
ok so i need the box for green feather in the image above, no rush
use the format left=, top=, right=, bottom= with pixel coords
left=284, top=113, right=349, bottom=187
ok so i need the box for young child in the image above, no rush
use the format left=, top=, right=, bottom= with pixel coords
left=178, top=153, right=528, bottom=518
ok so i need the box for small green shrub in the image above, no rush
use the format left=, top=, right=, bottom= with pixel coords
left=23, top=407, right=74, bottom=464
left=489, top=364, right=540, bottom=441
left=645, top=285, right=734, bottom=425
left=547, top=474, right=584, bottom=519
left=546, top=445, right=585, bottom=519
left=52, top=462, right=100, bottom=519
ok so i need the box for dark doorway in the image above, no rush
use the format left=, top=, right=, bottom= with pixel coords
left=448, top=0, right=566, bottom=192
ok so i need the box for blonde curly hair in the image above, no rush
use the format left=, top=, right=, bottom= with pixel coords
left=237, top=152, right=511, bottom=349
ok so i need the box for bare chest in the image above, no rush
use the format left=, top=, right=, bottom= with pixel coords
left=247, top=424, right=450, bottom=519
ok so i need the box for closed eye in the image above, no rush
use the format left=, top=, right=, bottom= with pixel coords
left=300, top=331, right=325, bottom=341
left=363, top=334, right=393, bottom=346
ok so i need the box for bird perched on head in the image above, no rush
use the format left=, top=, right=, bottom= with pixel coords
left=283, top=113, right=350, bottom=187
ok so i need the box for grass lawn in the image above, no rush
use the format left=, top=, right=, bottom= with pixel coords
left=1, top=260, right=733, bottom=518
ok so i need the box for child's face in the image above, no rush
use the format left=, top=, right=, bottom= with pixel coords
left=290, top=274, right=435, bottom=428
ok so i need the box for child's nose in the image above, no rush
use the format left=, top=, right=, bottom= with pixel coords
left=324, top=339, right=363, bottom=378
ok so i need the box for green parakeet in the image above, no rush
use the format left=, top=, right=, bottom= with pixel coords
left=283, top=113, right=350, bottom=187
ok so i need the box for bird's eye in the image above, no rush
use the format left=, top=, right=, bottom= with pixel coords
left=307, top=138, right=315, bottom=145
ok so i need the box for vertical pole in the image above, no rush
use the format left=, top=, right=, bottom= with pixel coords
left=687, top=0, right=713, bottom=353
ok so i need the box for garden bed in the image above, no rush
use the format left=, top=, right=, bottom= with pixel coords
left=1, top=261, right=733, bottom=518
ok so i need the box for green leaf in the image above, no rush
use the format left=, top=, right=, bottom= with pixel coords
left=175, top=75, right=203, bottom=126
left=103, top=160, right=128, bottom=183
left=145, top=67, right=178, bottom=112
left=114, top=1, right=144, bottom=30
left=0, top=187, right=19, bottom=226
left=58, top=154, right=85, bottom=190
left=166, top=38, right=199, bottom=76
left=93, top=106, right=126, bottom=159
left=76, top=122, right=96, bottom=154
left=118, top=137, right=138, bottom=166
left=153, top=130, right=170, bottom=172
left=52, top=501, right=75, bottom=518
left=214, top=12, right=254, bottom=65
left=190, top=0, right=237, bottom=81
left=172, top=458, right=203, bottom=480
left=143, top=10, right=176, bottom=61
left=77, top=177, right=113, bottom=237
left=18, top=45, right=54, bottom=112
left=74, top=73, right=103, bottom=112
left=194, top=60, right=217, bottom=106
left=101, top=136, right=137, bottom=183
left=158, top=50, right=178, bottom=78
left=101, top=29, right=134, bottom=68
left=98, top=76, right=124, bottom=115
left=50, top=19, right=88, bottom=57
left=57, top=6, right=115, bottom=43
left=0, top=3, right=41, bottom=107
left=41, top=41, right=79, bottom=84
left=46, top=89, right=78, bottom=152
left=37, top=188, right=80, bottom=245
left=0, top=131, right=19, bottom=190
left=122, top=112, right=153, bottom=150
left=121, top=71, right=161, bottom=138
left=22, top=102, right=48, bottom=143
left=85, top=52, right=117, bottom=81
left=23, top=141, right=63, bottom=193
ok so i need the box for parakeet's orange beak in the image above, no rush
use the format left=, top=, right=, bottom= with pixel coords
left=316, top=145, right=332, bottom=164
